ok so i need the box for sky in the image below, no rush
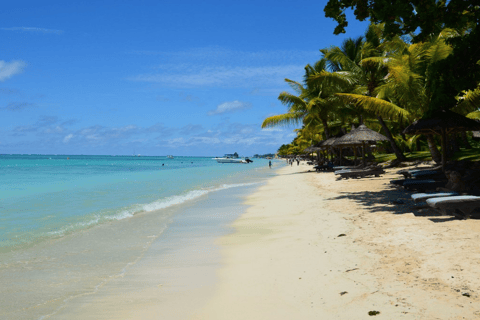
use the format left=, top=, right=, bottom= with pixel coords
left=0, top=0, right=369, bottom=156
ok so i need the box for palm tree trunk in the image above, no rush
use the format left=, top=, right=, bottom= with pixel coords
left=426, top=134, right=442, bottom=164
left=321, top=118, right=330, bottom=139
left=376, top=115, right=406, bottom=161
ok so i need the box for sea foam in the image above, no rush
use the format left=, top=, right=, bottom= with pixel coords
left=48, top=182, right=259, bottom=237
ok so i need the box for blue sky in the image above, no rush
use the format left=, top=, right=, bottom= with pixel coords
left=0, top=0, right=369, bottom=156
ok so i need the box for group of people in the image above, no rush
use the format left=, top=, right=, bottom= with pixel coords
left=286, top=158, right=300, bottom=166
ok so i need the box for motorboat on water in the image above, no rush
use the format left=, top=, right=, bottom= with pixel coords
left=167, top=155, right=174, bottom=159
left=215, top=157, right=247, bottom=163
left=213, top=154, right=252, bottom=164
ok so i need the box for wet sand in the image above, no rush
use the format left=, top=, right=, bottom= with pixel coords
left=192, top=163, right=480, bottom=319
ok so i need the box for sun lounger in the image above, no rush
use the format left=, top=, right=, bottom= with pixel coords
left=426, top=195, right=480, bottom=219
left=396, top=166, right=442, bottom=178
left=411, top=192, right=459, bottom=203
left=336, top=168, right=385, bottom=180
left=410, top=171, right=446, bottom=180
left=332, top=164, right=364, bottom=171
left=390, top=179, right=407, bottom=186
left=390, top=177, right=447, bottom=191
left=402, top=179, right=446, bottom=192
left=314, top=165, right=334, bottom=172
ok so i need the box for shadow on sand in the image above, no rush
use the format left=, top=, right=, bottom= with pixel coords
left=324, top=184, right=479, bottom=223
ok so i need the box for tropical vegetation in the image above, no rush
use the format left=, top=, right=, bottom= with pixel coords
left=266, top=2, right=480, bottom=162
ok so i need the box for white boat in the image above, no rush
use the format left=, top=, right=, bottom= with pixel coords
left=214, top=154, right=247, bottom=163
left=167, top=155, right=174, bottom=159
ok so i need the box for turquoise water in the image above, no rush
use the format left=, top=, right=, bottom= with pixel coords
left=0, top=154, right=284, bottom=319
left=0, top=154, right=275, bottom=252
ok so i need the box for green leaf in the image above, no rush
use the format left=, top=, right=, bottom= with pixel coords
left=261, top=112, right=304, bottom=128
left=336, top=93, right=413, bottom=122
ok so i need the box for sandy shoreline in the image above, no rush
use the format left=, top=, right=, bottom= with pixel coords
left=192, top=163, right=480, bottom=319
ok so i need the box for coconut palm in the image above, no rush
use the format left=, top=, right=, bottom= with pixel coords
left=262, top=59, right=350, bottom=140
left=309, top=28, right=408, bottom=161
left=317, top=25, right=461, bottom=163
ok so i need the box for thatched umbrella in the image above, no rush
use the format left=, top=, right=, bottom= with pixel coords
left=334, top=124, right=389, bottom=167
left=403, top=109, right=480, bottom=171
left=307, top=140, right=324, bottom=162
left=304, top=146, right=316, bottom=161
left=319, top=137, right=339, bottom=162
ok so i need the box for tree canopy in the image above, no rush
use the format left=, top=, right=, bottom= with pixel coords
left=324, top=0, right=479, bottom=40
left=325, top=1, right=480, bottom=112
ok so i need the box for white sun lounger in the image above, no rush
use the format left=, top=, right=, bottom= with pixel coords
left=426, top=195, right=480, bottom=219
left=411, top=192, right=459, bottom=203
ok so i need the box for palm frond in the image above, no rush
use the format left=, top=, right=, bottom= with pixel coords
left=261, top=112, right=305, bottom=128
left=425, top=39, right=453, bottom=63
left=438, top=28, right=461, bottom=40
left=466, top=111, right=480, bottom=120
left=283, top=79, right=304, bottom=95
left=336, top=93, right=413, bottom=122
left=324, top=47, right=362, bottom=74
left=360, top=57, right=389, bottom=69
left=307, top=70, right=356, bottom=89
left=277, top=92, right=307, bottom=111
left=454, top=88, right=480, bottom=114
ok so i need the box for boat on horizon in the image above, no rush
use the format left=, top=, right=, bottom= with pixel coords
left=167, top=155, right=174, bottom=159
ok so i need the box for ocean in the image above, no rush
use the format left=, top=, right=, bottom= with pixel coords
left=0, top=154, right=281, bottom=319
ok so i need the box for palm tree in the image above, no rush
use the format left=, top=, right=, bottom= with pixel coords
left=262, top=59, right=349, bottom=140
left=309, top=29, right=408, bottom=161
left=317, top=26, right=461, bottom=163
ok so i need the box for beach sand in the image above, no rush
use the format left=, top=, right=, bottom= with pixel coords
left=192, top=163, right=480, bottom=319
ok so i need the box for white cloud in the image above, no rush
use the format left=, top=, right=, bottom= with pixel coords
left=128, top=46, right=318, bottom=89
left=63, top=134, right=74, bottom=143
left=131, top=47, right=318, bottom=65
left=208, top=101, right=251, bottom=115
left=130, top=65, right=304, bottom=88
left=261, top=127, right=284, bottom=132
left=1, top=27, right=63, bottom=34
left=0, top=60, right=26, bottom=81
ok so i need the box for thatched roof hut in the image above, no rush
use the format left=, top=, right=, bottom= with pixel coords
left=403, top=109, right=480, bottom=170
left=403, top=110, right=480, bottom=135
left=333, top=124, right=388, bottom=167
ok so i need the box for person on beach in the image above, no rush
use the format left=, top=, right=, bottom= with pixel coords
left=269, top=160, right=272, bottom=168
left=296, top=159, right=299, bottom=166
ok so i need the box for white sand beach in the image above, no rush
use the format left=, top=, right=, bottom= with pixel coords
left=192, top=164, right=480, bottom=319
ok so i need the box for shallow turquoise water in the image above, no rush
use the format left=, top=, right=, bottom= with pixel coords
left=0, top=154, right=276, bottom=252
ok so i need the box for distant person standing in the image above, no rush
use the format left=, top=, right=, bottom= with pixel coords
left=296, top=159, right=299, bottom=166
left=269, top=160, right=272, bottom=168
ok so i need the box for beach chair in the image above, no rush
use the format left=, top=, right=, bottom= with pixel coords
left=332, top=164, right=364, bottom=171
left=336, top=168, right=385, bottom=180
left=426, top=195, right=480, bottom=219
left=315, top=162, right=341, bottom=172
left=390, top=179, right=407, bottom=186
left=390, top=176, right=447, bottom=191
left=411, top=192, right=459, bottom=203
left=314, top=164, right=331, bottom=172
left=410, top=192, right=459, bottom=209
left=410, top=171, right=446, bottom=180
left=396, top=165, right=442, bottom=179
left=402, top=179, right=446, bottom=192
